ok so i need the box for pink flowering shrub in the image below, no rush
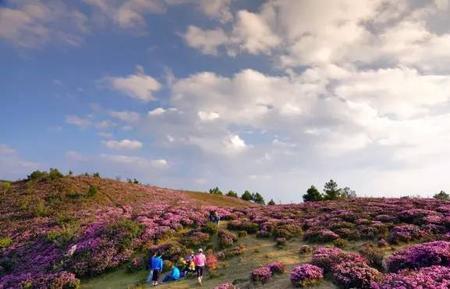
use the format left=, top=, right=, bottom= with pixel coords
left=304, top=229, right=339, bottom=243
left=311, top=247, right=366, bottom=273
left=385, top=241, right=450, bottom=273
left=376, top=266, right=450, bottom=289
left=251, top=266, right=273, bottom=284
left=182, top=231, right=210, bottom=247
left=388, top=224, right=426, bottom=244
left=266, top=261, right=285, bottom=274
left=290, top=264, right=323, bottom=287
left=332, top=261, right=381, bottom=289
left=218, top=229, right=238, bottom=248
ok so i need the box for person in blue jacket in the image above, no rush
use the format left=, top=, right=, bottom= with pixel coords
left=162, top=264, right=181, bottom=283
left=147, top=251, right=163, bottom=286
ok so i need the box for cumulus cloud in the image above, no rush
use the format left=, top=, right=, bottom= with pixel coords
left=103, top=139, right=143, bottom=150
left=198, top=0, right=233, bottom=23
left=0, top=0, right=88, bottom=47
left=84, top=0, right=165, bottom=29
left=183, top=26, right=228, bottom=55
left=107, top=66, right=161, bottom=102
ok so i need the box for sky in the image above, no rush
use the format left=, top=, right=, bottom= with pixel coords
left=2, top=0, right=450, bottom=202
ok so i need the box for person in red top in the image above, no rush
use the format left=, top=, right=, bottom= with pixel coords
left=193, top=248, right=206, bottom=285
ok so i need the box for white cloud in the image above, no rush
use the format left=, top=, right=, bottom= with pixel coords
left=183, top=26, right=228, bottom=55
left=0, top=1, right=88, bottom=47
left=223, top=134, right=247, bottom=153
left=109, top=111, right=141, bottom=123
left=148, top=107, right=167, bottom=116
left=230, top=10, right=280, bottom=55
left=151, top=159, right=168, bottom=168
left=84, top=0, right=165, bottom=29
left=108, top=66, right=161, bottom=101
left=66, top=115, right=92, bottom=128
left=198, top=111, right=220, bottom=121
left=198, top=0, right=232, bottom=23
left=103, top=139, right=143, bottom=150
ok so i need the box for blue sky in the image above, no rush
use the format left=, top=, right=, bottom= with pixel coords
left=2, top=0, right=450, bottom=202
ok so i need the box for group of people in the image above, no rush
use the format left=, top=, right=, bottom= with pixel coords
left=146, top=211, right=220, bottom=287
left=147, top=248, right=206, bottom=286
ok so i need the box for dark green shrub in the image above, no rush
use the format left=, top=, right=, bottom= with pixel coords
left=0, top=237, right=12, bottom=249
left=209, top=187, right=223, bottom=195
left=272, top=224, right=303, bottom=239
left=48, top=168, right=63, bottom=180
left=332, top=238, right=349, bottom=249
left=27, top=170, right=48, bottom=181
left=202, top=222, right=218, bottom=235
left=226, top=190, right=238, bottom=198
left=237, top=231, right=248, bottom=238
left=87, top=185, right=98, bottom=197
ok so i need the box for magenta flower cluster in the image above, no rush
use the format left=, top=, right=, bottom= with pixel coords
left=385, top=241, right=450, bottom=273
left=290, top=264, right=323, bottom=287
left=376, top=266, right=450, bottom=289
left=250, top=261, right=285, bottom=284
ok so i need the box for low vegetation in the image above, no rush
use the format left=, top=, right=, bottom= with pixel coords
left=1, top=170, right=450, bottom=288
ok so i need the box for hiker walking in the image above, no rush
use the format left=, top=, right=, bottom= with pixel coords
left=194, top=248, right=206, bottom=285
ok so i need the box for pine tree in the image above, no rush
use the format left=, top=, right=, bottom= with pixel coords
left=303, top=185, right=323, bottom=202
left=241, top=190, right=253, bottom=201
left=323, top=179, right=341, bottom=200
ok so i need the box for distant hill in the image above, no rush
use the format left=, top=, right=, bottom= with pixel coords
left=0, top=174, right=253, bottom=236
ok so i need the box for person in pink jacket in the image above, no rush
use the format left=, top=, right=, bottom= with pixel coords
left=193, top=248, right=206, bottom=285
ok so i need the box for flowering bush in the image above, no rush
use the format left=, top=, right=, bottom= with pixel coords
left=266, top=261, right=285, bottom=274
left=311, top=247, right=366, bottom=273
left=206, top=254, right=218, bottom=271
left=218, top=229, right=238, bottom=248
left=304, top=229, right=339, bottom=243
left=332, top=261, right=381, bottom=289
left=182, top=231, right=210, bottom=247
left=251, top=266, right=273, bottom=283
left=217, top=245, right=245, bottom=260
left=290, top=264, right=323, bottom=287
left=272, top=223, right=303, bottom=239
left=377, top=266, right=450, bottom=289
left=227, top=220, right=259, bottom=234
left=388, top=224, right=425, bottom=244
left=385, top=241, right=450, bottom=273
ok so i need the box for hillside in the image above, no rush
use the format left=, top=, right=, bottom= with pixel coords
left=1, top=174, right=450, bottom=289
left=0, top=175, right=251, bottom=233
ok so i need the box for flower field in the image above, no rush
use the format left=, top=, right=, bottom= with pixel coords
left=1, top=175, right=450, bottom=288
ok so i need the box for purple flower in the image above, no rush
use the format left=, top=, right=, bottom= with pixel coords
left=290, top=264, right=323, bottom=287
